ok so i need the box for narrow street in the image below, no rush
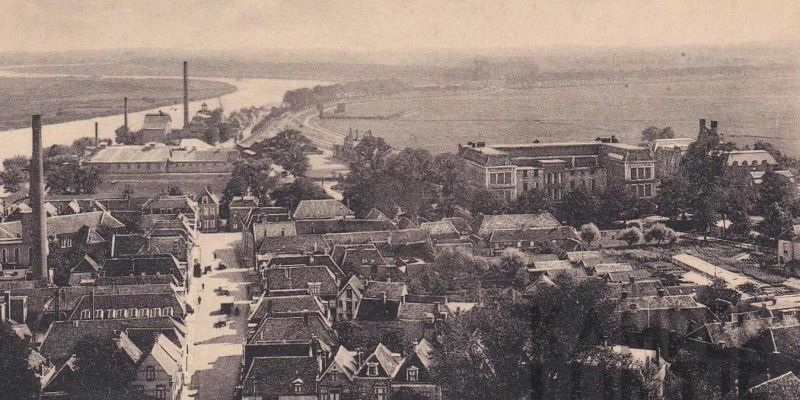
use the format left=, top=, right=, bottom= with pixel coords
left=183, top=232, right=254, bottom=400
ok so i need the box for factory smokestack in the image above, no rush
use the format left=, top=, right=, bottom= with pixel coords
left=123, top=97, right=128, bottom=129
left=94, top=122, right=99, bottom=148
left=183, top=61, right=189, bottom=128
left=30, top=115, right=48, bottom=282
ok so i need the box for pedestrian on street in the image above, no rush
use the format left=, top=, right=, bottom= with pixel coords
left=202, top=283, right=205, bottom=290
left=198, top=296, right=202, bottom=305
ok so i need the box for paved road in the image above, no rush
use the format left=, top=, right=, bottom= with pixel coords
left=183, top=232, right=254, bottom=400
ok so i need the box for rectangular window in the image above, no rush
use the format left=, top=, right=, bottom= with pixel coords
left=367, top=363, right=379, bottom=376
left=81, top=310, right=91, bottom=319
left=490, top=173, right=497, bottom=185
left=522, top=170, right=528, bottom=178
left=408, top=367, right=419, bottom=382
left=155, top=384, right=166, bottom=399
left=375, top=387, right=387, bottom=400
left=533, top=170, right=539, bottom=177
left=522, top=182, right=528, bottom=191
left=645, top=167, right=652, bottom=179
left=630, top=168, right=637, bottom=180
left=309, top=282, right=322, bottom=294
left=645, top=184, right=652, bottom=197
left=145, top=366, right=156, bottom=381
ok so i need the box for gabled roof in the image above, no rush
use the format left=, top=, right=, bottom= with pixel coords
left=590, top=263, right=634, bottom=275
left=746, top=372, right=800, bottom=400
left=229, top=196, right=259, bottom=209
left=566, top=251, right=602, bottom=263
left=116, top=331, right=143, bottom=363
left=688, top=315, right=800, bottom=349
left=397, top=302, right=441, bottom=322
left=195, top=187, right=219, bottom=205
left=258, top=234, right=329, bottom=255
left=420, top=220, right=460, bottom=240
left=296, top=219, right=396, bottom=235
left=241, top=356, right=318, bottom=397
left=365, top=208, right=390, bottom=221
left=472, top=212, right=560, bottom=237
left=358, top=343, right=403, bottom=378
left=248, top=314, right=336, bottom=347
left=488, top=226, right=580, bottom=243
left=148, top=333, right=182, bottom=378
left=264, top=265, right=339, bottom=296
left=356, top=298, right=401, bottom=321
left=724, top=150, right=777, bottom=167
left=292, top=199, right=354, bottom=220
left=68, top=292, right=184, bottom=320
left=248, top=294, right=326, bottom=323
left=319, top=346, right=359, bottom=381
left=46, top=211, right=125, bottom=237
left=102, top=254, right=183, bottom=281
left=71, top=255, right=101, bottom=274
left=265, top=254, right=343, bottom=278
left=363, top=281, right=407, bottom=300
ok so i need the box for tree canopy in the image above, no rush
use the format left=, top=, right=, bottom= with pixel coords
left=0, top=322, right=40, bottom=399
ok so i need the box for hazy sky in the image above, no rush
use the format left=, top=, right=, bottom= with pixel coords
left=1, top=0, right=798, bottom=52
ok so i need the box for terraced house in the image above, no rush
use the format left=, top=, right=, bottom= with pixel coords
left=458, top=139, right=657, bottom=201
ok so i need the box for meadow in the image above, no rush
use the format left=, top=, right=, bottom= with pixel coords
left=0, top=76, right=235, bottom=130
left=316, top=68, right=800, bottom=156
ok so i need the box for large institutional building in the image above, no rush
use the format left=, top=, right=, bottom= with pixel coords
left=458, top=139, right=658, bottom=201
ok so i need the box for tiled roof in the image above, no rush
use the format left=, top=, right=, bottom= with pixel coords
left=602, top=269, right=652, bottom=283
left=95, top=275, right=176, bottom=286
left=69, top=293, right=183, bottom=320
left=264, top=265, right=339, bottom=296
left=530, top=260, right=573, bottom=270
left=443, top=217, right=472, bottom=235
left=42, top=283, right=175, bottom=314
left=169, top=148, right=238, bottom=163
left=689, top=315, right=799, bottom=349
left=142, top=195, right=197, bottom=211
left=359, top=343, right=403, bottom=377
left=249, top=314, right=336, bottom=347
left=472, top=213, right=560, bottom=237
left=249, top=294, right=325, bottom=322
left=725, top=150, right=777, bottom=166
left=241, top=356, right=318, bottom=397
left=397, top=302, right=441, bottom=322
left=46, top=211, right=125, bottom=237
left=39, top=317, right=180, bottom=366
left=746, top=372, right=800, bottom=400
left=102, top=255, right=183, bottom=281
left=70, top=255, right=101, bottom=274
left=116, top=331, right=143, bottom=363
left=620, top=294, right=698, bottom=310
left=88, top=145, right=171, bottom=163
left=566, top=251, right=602, bottom=263
left=420, top=221, right=460, bottom=240
left=259, top=234, right=329, bottom=255
left=489, top=226, right=580, bottom=243
left=324, top=231, right=391, bottom=246
left=389, top=229, right=432, bottom=245
left=265, top=254, right=343, bottom=277
left=292, top=199, right=354, bottom=220
left=363, top=281, right=407, bottom=300
left=149, top=333, right=182, bottom=378
left=365, top=208, right=390, bottom=221
left=295, top=219, right=396, bottom=235
left=253, top=221, right=297, bottom=243
left=229, top=196, right=259, bottom=209
left=590, top=263, right=634, bottom=275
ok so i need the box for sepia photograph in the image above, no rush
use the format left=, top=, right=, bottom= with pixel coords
left=0, top=0, right=799, bottom=399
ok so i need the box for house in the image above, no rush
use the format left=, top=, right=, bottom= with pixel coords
left=194, top=187, right=220, bottom=232
left=317, top=346, right=360, bottom=400
left=471, top=212, right=561, bottom=238
left=68, top=292, right=184, bottom=321
left=245, top=312, right=336, bottom=365
left=353, top=343, right=403, bottom=400
left=617, top=293, right=717, bottom=335
left=140, top=111, right=172, bottom=144
left=67, top=255, right=101, bottom=285
left=419, top=221, right=461, bottom=242
left=652, top=137, right=694, bottom=179
left=263, top=265, right=340, bottom=303
left=240, top=356, right=319, bottom=400
left=261, top=254, right=344, bottom=279
left=129, top=333, right=184, bottom=400
left=102, top=255, right=185, bottom=283
left=248, top=293, right=329, bottom=330
left=331, top=244, right=390, bottom=279
left=485, top=226, right=582, bottom=254
left=391, top=339, right=441, bottom=399
left=570, top=345, right=669, bottom=400
left=228, top=196, right=259, bottom=231
left=355, top=282, right=409, bottom=322
left=293, top=199, right=354, bottom=221
left=337, top=276, right=365, bottom=321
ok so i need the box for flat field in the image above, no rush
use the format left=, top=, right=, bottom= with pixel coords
left=316, top=69, right=800, bottom=156
left=0, top=76, right=235, bottom=130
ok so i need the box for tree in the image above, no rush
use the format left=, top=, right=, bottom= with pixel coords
left=580, top=223, right=600, bottom=246
left=512, top=188, right=553, bottom=214
left=641, top=126, right=676, bottom=143
left=347, top=135, right=393, bottom=182
left=696, top=278, right=741, bottom=320
left=526, top=274, right=622, bottom=398
left=220, top=158, right=278, bottom=217
left=71, top=137, right=95, bottom=154
left=657, top=176, right=692, bottom=220
left=728, top=209, right=753, bottom=238
left=252, top=129, right=314, bottom=177
left=114, top=125, right=133, bottom=145
left=0, top=322, right=40, bottom=399
left=644, top=223, right=670, bottom=244
left=432, top=153, right=472, bottom=216
left=620, top=227, right=643, bottom=246
left=596, top=185, right=640, bottom=227
left=497, top=248, right=528, bottom=276
left=271, top=178, right=330, bottom=209
left=560, top=188, right=599, bottom=227
left=71, top=335, right=135, bottom=397
left=45, top=161, right=101, bottom=195
left=762, top=202, right=793, bottom=238
left=432, top=301, right=531, bottom=400
left=1, top=155, right=29, bottom=192
left=759, top=170, right=793, bottom=210
left=467, top=188, right=509, bottom=216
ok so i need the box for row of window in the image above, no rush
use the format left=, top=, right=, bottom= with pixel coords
left=131, top=381, right=166, bottom=398
left=629, top=183, right=653, bottom=198
left=629, top=167, right=652, bottom=181
left=489, top=172, right=513, bottom=185
left=731, top=160, right=770, bottom=167
left=0, top=247, right=23, bottom=264
left=79, top=307, right=174, bottom=320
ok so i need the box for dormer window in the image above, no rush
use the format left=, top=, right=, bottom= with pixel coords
left=367, top=362, right=379, bottom=376
left=407, top=366, right=419, bottom=382
left=308, top=282, right=322, bottom=295
left=292, top=379, right=304, bottom=394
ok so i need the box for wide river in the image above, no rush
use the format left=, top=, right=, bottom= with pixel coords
left=0, top=69, right=326, bottom=162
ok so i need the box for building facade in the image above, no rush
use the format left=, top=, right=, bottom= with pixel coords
left=458, top=140, right=657, bottom=201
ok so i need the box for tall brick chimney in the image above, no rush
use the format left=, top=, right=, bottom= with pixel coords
left=123, top=97, right=128, bottom=129
left=94, top=122, right=99, bottom=148
left=183, top=61, right=189, bottom=128
left=30, top=115, right=48, bottom=282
